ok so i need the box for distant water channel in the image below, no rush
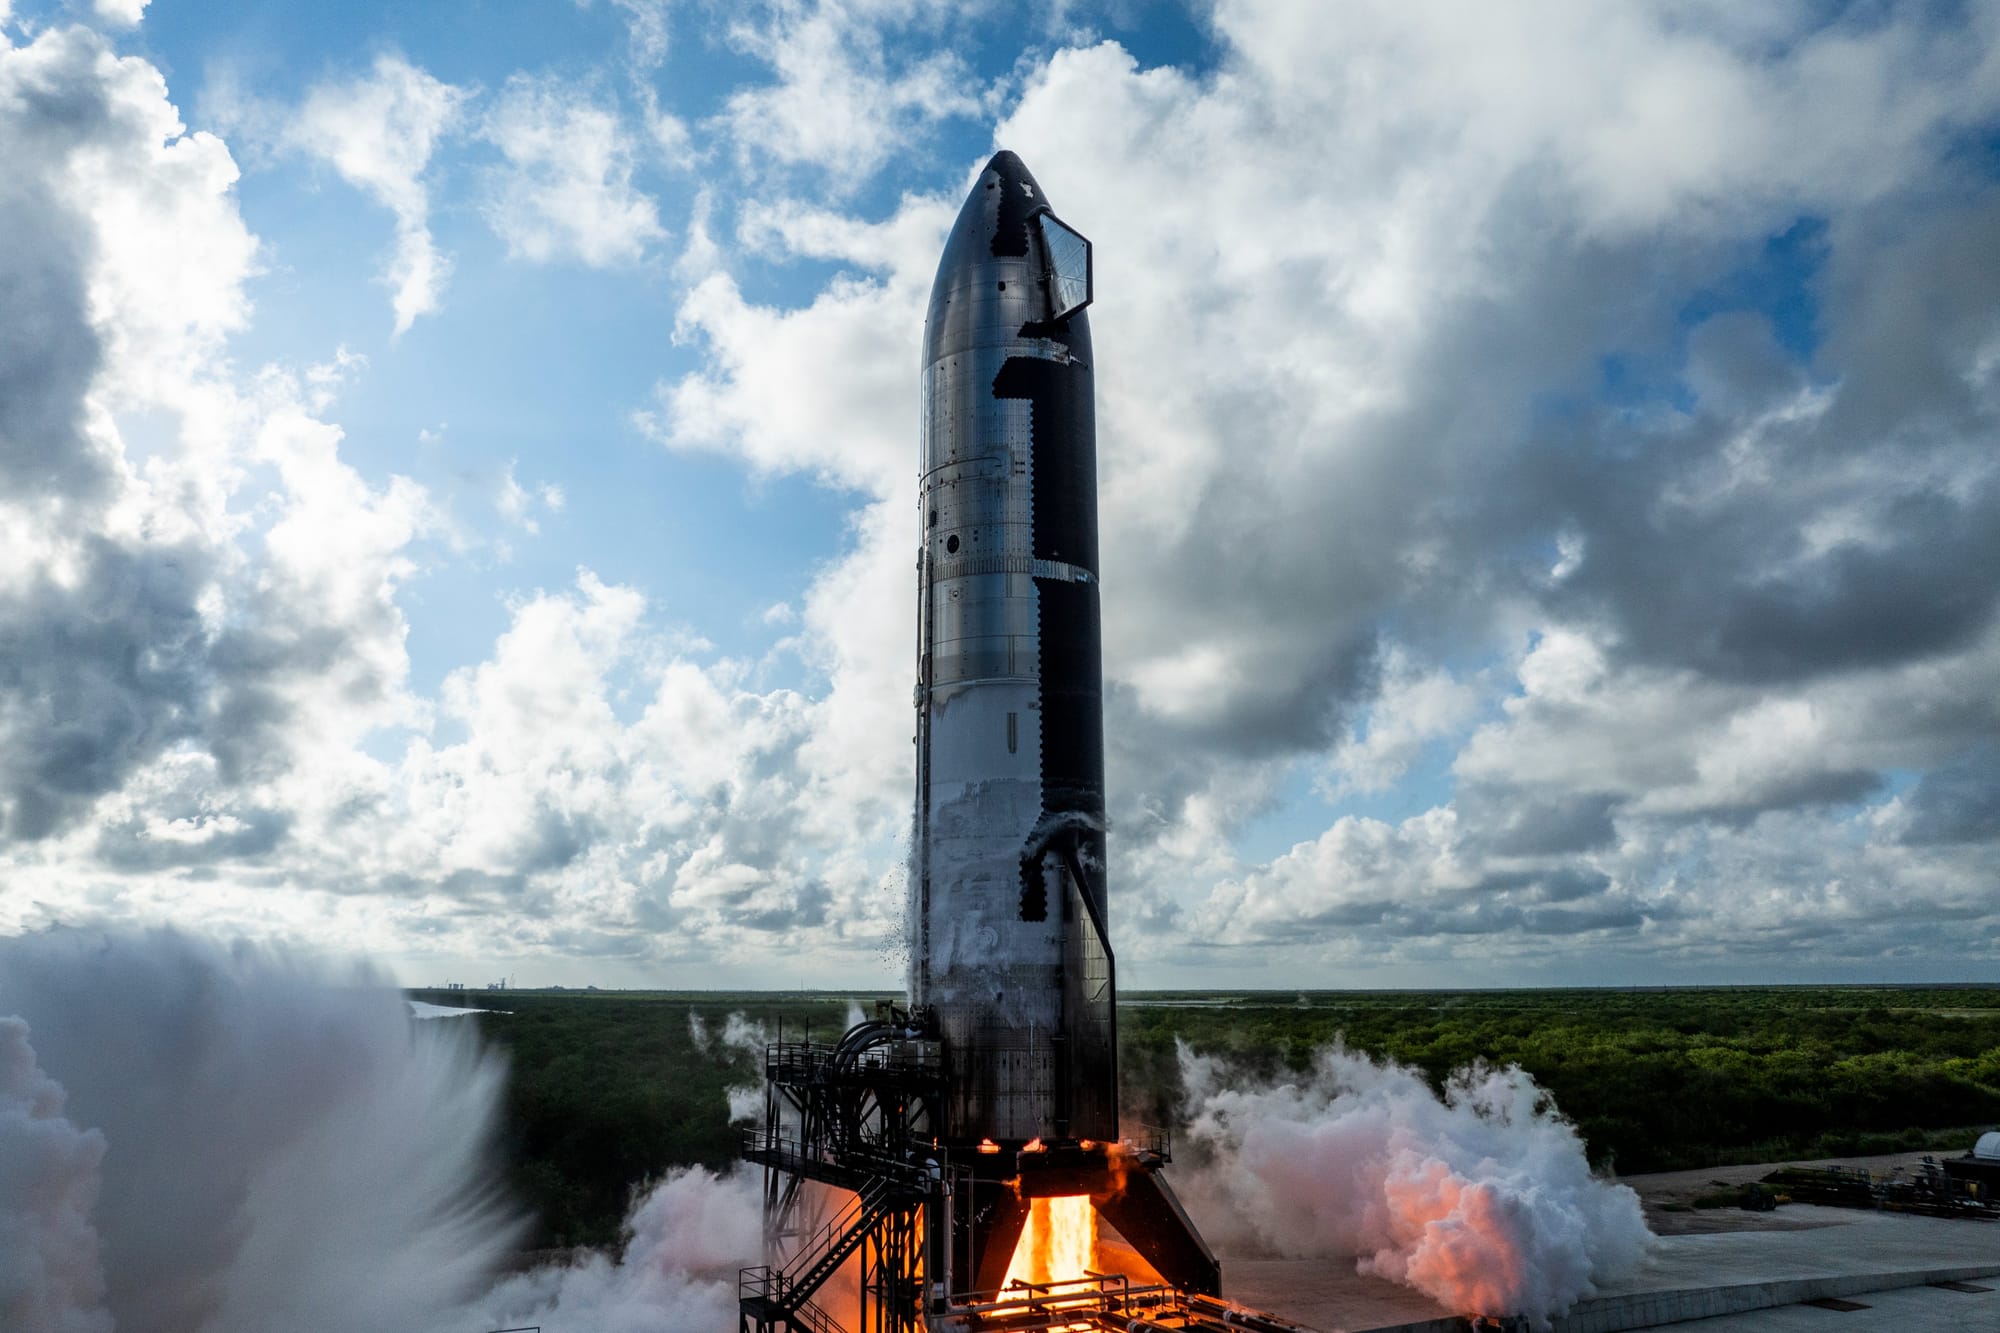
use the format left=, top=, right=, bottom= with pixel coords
left=407, top=999, right=505, bottom=1019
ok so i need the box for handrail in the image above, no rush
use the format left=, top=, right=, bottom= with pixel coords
left=739, top=1177, right=896, bottom=1325
left=1128, top=1121, right=1172, bottom=1159
left=786, top=1183, right=878, bottom=1278
left=784, top=1180, right=893, bottom=1294
left=740, top=1130, right=936, bottom=1190
left=790, top=1294, right=843, bottom=1333
left=761, top=1039, right=943, bottom=1076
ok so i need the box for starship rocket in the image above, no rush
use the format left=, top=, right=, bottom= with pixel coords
left=911, top=150, right=1218, bottom=1295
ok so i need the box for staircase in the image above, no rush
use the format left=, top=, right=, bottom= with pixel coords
left=739, top=1182, right=899, bottom=1333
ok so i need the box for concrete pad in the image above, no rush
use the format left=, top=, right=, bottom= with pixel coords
left=1600, top=1204, right=2000, bottom=1298
left=1219, top=1206, right=2000, bottom=1333
left=1223, top=1255, right=1450, bottom=1333
left=1646, top=1277, right=1998, bottom=1332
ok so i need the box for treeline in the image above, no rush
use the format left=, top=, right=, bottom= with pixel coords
left=1120, top=988, right=2000, bottom=1174
left=412, top=986, right=2000, bottom=1248
left=421, top=990, right=878, bottom=1246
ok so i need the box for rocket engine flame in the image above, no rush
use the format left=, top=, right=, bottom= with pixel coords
left=1003, top=1194, right=1097, bottom=1289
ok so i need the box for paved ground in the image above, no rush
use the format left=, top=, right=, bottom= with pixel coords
left=1209, top=1197, right=2000, bottom=1333
left=1603, top=1204, right=1999, bottom=1293
left=1655, top=1277, right=1997, bottom=1332
left=1223, top=1254, right=1445, bottom=1332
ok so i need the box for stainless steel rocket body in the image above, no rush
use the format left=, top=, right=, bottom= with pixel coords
left=913, top=151, right=1115, bottom=1146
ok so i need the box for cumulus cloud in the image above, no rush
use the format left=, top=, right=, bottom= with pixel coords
left=0, top=6, right=894, bottom=968
left=718, top=0, right=985, bottom=183
left=1322, top=647, right=1480, bottom=797
left=91, top=0, right=146, bottom=29
left=4, top=2, right=1999, bottom=983
left=649, top=1, right=2000, bottom=976
left=0, top=22, right=426, bottom=886
left=609, top=0, right=672, bottom=71
left=289, top=54, right=468, bottom=333
left=480, top=74, right=665, bottom=266
left=497, top=460, right=563, bottom=535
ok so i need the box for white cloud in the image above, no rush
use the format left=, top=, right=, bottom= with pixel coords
left=1323, top=648, right=1480, bottom=797
left=92, top=0, right=147, bottom=29
left=640, top=1, right=2000, bottom=977
left=480, top=75, right=665, bottom=266
left=0, top=22, right=427, bottom=903
left=610, top=0, right=671, bottom=70
left=495, top=460, right=563, bottom=534
left=4, top=3, right=1999, bottom=983
left=719, top=0, right=984, bottom=182
left=289, top=55, right=468, bottom=334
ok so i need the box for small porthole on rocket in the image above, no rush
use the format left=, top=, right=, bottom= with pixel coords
left=997, top=282, right=1006, bottom=291
left=928, top=509, right=937, bottom=527
left=946, top=534, right=960, bottom=553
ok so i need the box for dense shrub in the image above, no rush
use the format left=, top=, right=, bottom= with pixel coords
left=412, top=986, right=2000, bottom=1246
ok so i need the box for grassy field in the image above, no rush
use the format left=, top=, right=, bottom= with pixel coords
left=408, top=985, right=2000, bottom=1248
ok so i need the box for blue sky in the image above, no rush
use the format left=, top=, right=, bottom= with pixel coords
left=1, top=0, right=1997, bottom=988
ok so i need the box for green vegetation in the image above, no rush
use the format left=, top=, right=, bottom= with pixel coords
left=414, top=990, right=888, bottom=1247
left=410, top=985, right=2000, bottom=1249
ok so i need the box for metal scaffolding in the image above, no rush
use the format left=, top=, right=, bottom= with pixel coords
left=739, top=1006, right=942, bottom=1333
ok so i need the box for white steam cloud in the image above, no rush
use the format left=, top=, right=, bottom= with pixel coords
left=1178, top=1041, right=1650, bottom=1326
left=0, top=1017, right=111, bottom=1333
left=0, top=928, right=520, bottom=1333
left=689, top=1009, right=770, bottom=1122
left=463, top=1166, right=764, bottom=1332
left=0, top=928, right=777, bottom=1333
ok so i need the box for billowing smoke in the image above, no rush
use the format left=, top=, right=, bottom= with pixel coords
left=461, top=1166, right=765, bottom=1333
left=0, top=927, right=521, bottom=1333
left=0, top=1017, right=111, bottom=1333
left=0, top=927, right=785, bottom=1333
left=689, top=1010, right=771, bottom=1122
left=1176, top=1041, right=1649, bottom=1327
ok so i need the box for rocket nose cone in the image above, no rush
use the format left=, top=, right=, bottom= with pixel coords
left=924, top=147, right=1088, bottom=358
left=938, top=148, right=1048, bottom=275
left=978, top=150, right=1048, bottom=231
left=982, top=149, right=1033, bottom=187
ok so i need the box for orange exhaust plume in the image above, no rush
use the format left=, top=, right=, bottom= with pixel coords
left=1003, top=1194, right=1097, bottom=1289
left=977, top=1137, right=1001, bottom=1154
left=1022, top=1137, right=1047, bottom=1152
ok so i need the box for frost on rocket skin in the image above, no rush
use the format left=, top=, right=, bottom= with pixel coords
left=1175, top=1041, right=1650, bottom=1327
